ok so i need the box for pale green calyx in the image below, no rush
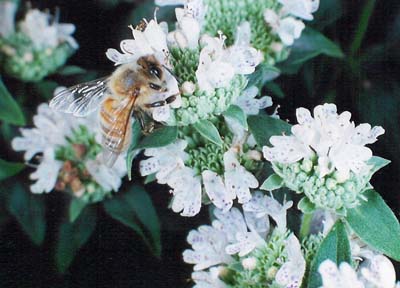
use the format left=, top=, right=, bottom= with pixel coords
left=228, top=229, right=290, bottom=288
left=268, top=156, right=389, bottom=215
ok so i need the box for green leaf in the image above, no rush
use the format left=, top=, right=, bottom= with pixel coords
left=297, top=197, right=316, bottom=214
left=8, top=183, right=46, bottom=245
left=0, top=159, right=24, bottom=181
left=223, top=105, right=248, bottom=130
left=247, top=63, right=280, bottom=88
left=193, top=120, right=223, bottom=146
left=103, top=185, right=161, bottom=257
left=136, top=125, right=178, bottom=149
left=260, top=174, right=283, bottom=191
left=248, top=114, right=291, bottom=147
left=279, top=28, right=344, bottom=74
left=32, top=80, right=60, bottom=100
left=345, top=190, right=400, bottom=261
left=367, top=156, right=391, bottom=174
left=0, top=78, right=26, bottom=125
left=56, top=65, right=86, bottom=76
left=69, top=198, right=87, bottom=223
left=126, top=120, right=143, bottom=180
left=307, top=221, right=351, bottom=288
left=56, top=206, right=97, bottom=273
left=265, top=82, right=285, bottom=99
left=313, top=0, right=343, bottom=29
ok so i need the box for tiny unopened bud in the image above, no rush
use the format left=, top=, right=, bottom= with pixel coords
left=242, top=257, right=257, bottom=270
left=245, top=150, right=262, bottom=161
left=181, top=81, right=196, bottom=95
left=1, top=45, right=16, bottom=56
left=23, top=52, right=33, bottom=62
left=267, top=266, right=278, bottom=279
left=45, top=48, right=53, bottom=56
left=271, top=42, right=284, bottom=53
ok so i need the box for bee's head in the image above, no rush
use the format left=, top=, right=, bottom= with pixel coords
left=137, top=55, right=168, bottom=93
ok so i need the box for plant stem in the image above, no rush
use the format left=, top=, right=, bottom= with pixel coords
left=300, top=212, right=314, bottom=240
left=350, top=0, right=376, bottom=57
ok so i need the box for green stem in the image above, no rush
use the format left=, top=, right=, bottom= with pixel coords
left=350, top=0, right=376, bottom=56
left=300, top=213, right=314, bottom=240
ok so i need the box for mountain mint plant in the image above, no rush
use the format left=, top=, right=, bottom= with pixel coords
left=2, top=0, right=399, bottom=285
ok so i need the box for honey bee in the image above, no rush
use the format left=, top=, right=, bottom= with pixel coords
left=50, top=54, right=180, bottom=167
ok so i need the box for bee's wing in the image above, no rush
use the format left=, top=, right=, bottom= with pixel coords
left=49, top=77, right=110, bottom=117
left=100, top=97, right=137, bottom=168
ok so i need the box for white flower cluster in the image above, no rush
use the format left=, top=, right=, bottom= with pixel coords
left=106, top=3, right=262, bottom=95
left=264, top=103, right=384, bottom=181
left=319, top=256, right=399, bottom=288
left=183, top=192, right=304, bottom=287
left=12, top=99, right=126, bottom=200
left=19, top=9, right=78, bottom=50
left=264, top=0, right=319, bottom=45
left=140, top=142, right=259, bottom=216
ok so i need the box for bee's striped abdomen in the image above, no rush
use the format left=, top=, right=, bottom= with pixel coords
left=99, top=96, right=135, bottom=153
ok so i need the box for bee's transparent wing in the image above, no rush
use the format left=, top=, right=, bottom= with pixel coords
left=100, top=97, right=137, bottom=168
left=49, top=77, right=110, bottom=117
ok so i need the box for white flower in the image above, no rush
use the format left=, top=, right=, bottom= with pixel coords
left=196, top=30, right=261, bottom=92
left=106, top=19, right=169, bottom=66
left=243, top=191, right=293, bottom=230
left=275, top=234, right=306, bottom=288
left=264, top=9, right=305, bottom=46
left=202, top=150, right=259, bottom=212
left=12, top=101, right=126, bottom=197
left=167, top=166, right=202, bottom=216
left=279, top=0, right=320, bottom=21
left=226, top=22, right=263, bottom=75
left=213, top=208, right=266, bottom=257
left=166, top=0, right=205, bottom=49
left=319, top=260, right=364, bottom=288
left=183, top=225, right=233, bottom=271
left=85, top=153, right=126, bottom=192
left=12, top=103, right=74, bottom=161
left=263, top=103, right=384, bottom=180
left=19, top=9, right=78, bottom=49
left=235, top=86, right=273, bottom=115
left=168, top=5, right=201, bottom=49
left=319, top=257, right=399, bottom=288
left=192, top=266, right=228, bottom=288
left=359, top=254, right=397, bottom=288
left=156, top=0, right=205, bottom=24
left=140, top=140, right=188, bottom=184
left=29, top=148, right=63, bottom=194
left=0, top=1, right=18, bottom=37
left=140, top=140, right=202, bottom=216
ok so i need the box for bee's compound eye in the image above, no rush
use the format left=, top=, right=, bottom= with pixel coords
left=149, top=66, right=161, bottom=79
left=149, top=83, right=162, bottom=91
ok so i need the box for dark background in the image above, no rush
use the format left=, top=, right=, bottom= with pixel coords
left=0, top=0, right=399, bottom=287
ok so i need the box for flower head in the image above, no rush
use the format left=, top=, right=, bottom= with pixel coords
left=140, top=116, right=262, bottom=216
left=12, top=100, right=126, bottom=203
left=0, top=8, right=78, bottom=81
left=183, top=201, right=306, bottom=288
left=263, top=103, right=386, bottom=214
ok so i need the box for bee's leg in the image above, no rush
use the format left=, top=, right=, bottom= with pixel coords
left=134, top=109, right=155, bottom=134
left=147, top=100, right=166, bottom=108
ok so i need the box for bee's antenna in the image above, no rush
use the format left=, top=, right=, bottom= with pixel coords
left=163, top=65, right=182, bottom=84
